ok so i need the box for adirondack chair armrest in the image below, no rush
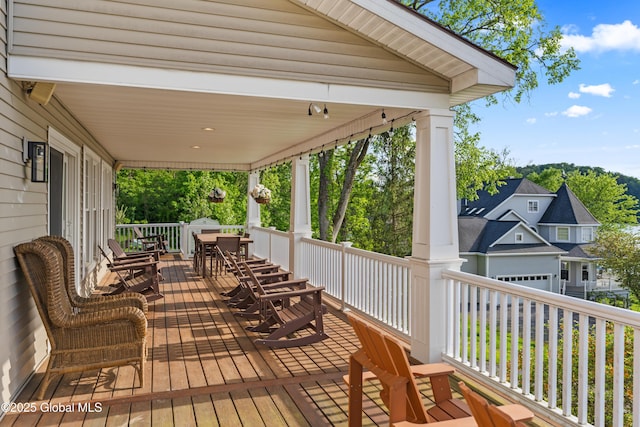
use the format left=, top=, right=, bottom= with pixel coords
left=392, top=417, right=476, bottom=427
left=259, top=286, right=324, bottom=301
left=410, top=362, right=455, bottom=378
left=343, top=363, right=455, bottom=386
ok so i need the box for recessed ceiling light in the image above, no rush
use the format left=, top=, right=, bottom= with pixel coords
left=202, top=127, right=215, bottom=131
left=191, top=145, right=201, bottom=149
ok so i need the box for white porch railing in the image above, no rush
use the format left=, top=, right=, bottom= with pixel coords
left=115, top=222, right=243, bottom=256
left=117, top=223, right=637, bottom=426
left=251, top=226, right=290, bottom=271
left=443, top=269, right=640, bottom=427
left=251, top=227, right=411, bottom=337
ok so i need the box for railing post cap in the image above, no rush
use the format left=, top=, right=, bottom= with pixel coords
left=341, top=241, right=353, bottom=247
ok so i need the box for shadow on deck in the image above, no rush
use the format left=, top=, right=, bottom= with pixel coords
left=0, top=256, right=550, bottom=426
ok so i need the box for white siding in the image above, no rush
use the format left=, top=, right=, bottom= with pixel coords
left=1, top=2, right=113, bottom=405
left=9, top=0, right=448, bottom=92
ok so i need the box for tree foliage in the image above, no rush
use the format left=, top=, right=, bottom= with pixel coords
left=527, top=168, right=639, bottom=224
left=589, top=226, right=640, bottom=301
left=117, top=169, right=247, bottom=225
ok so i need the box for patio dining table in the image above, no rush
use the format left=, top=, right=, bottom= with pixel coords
left=195, top=233, right=253, bottom=277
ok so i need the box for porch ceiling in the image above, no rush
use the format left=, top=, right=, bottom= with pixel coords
left=8, top=0, right=516, bottom=171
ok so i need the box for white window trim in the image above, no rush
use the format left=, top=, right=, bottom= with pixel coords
left=581, top=226, right=593, bottom=243
left=515, top=232, right=524, bottom=243
left=527, top=199, right=539, bottom=213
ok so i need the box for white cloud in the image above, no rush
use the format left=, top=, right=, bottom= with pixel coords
left=526, top=117, right=537, bottom=124
left=634, top=80, right=640, bottom=85
left=561, top=20, right=640, bottom=53
left=562, top=105, right=592, bottom=118
left=579, top=83, right=615, bottom=97
left=568, top=92, right=581, bottom=99
left=544, top=111, right=558, bottom=117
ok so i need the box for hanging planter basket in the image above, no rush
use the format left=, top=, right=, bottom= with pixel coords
left=254, top=196, right=270, bottom=204
left=208, top=195, right=225, bottom=203
left=250, top=184, right=272, bottom=205
left=208, top=188, right=226, bottom=203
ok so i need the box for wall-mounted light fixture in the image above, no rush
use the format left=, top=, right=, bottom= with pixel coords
left=308, top=103, right=329, bottom=119
left=23, top=137, right=47, bottom=182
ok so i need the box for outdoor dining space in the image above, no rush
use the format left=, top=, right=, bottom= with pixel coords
left=0, top=251, right=549, bottom=427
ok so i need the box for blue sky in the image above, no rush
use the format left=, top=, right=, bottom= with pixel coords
left=474, top=1, right=640, bottom=179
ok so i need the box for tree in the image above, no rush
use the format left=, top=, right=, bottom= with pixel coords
left=589, top=226, right=640, bottom=301
left=317, top=139, right=371, bottom=242
left=403, top=0, right=580, bottom=201
left=314, top=0, right=581, bottom=245
left=526, top=167, right=565, bottom=192
left=565, top=170, right=638, bottom=225
left=370, top=127, right=415, bottom=256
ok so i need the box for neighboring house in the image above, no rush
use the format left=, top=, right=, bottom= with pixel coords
left=458, top=178, right=600, bottom=294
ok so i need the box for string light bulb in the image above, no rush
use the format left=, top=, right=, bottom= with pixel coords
left=381, top=109, right=387, bottom=124
left=323, top=104, right=329, bottom=119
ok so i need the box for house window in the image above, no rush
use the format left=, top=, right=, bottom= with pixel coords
left=582, top=227, right=594, bottom=242
left=557, top=227, right=570, bottom=241
left=527, top=200, right=539, bottom=213
left=515, top=233, right=524, bottom=243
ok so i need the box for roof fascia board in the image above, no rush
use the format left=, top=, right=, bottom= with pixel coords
left=291, top=0, right=515, bottom=87
left=487, top=251, right=567, bottom=257
left=490, top=222, right=551, bottom=247
left=8, top=56, right=450, bottom=110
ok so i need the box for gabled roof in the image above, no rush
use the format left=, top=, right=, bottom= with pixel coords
left=460, top=178, right=553, bottom=217
left=486, top=244, right=566, bottom=255
left=539, top=183, right=600, bottom=225
left=554, top=242, right=598, bottom=259
left=459, top=217, right=551, bottom=254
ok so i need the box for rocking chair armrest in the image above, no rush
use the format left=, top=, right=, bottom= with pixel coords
left=109, top=259, right=158, bottom=271
left=116, top=251, right=159, bottom=260
left=261, top=279, right=309, bottom=291
left=258, top=286, right=324, bottom=301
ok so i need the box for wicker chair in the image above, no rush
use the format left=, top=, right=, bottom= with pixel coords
left=37, top=236, right=147, bottom=313
left=14, top=241, right=147, bottom=400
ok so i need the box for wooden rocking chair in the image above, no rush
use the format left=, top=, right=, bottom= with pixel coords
left=346, top=312, right=474, bottom=427
left=38, top=235, right=148, bottom=313
left=14, top=241, right=147, bottom=400
left=244, top=265, right=328, bottom=348
left=133, top=226, right=168, bottom=253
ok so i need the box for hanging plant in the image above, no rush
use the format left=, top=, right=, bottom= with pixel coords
left=208, top=187, right=226, bottom=203
left=250, top=184, right=271, bottom=204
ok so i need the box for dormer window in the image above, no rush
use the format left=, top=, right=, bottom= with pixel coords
left=582, top=227, right=594, bottom=242
left=557, top=226, right=570, bottom=241
left=527, top=200, right=539, bottom=213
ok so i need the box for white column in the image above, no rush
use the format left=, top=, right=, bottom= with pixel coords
left=410, top=109, right=463, bottom=363
left=289, top=155, right=312, bottom=277
left=247, top=171, right=261, bottom=230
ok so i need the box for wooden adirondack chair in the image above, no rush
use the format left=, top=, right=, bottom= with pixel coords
left=38, top=235, right=148, bottom=313
left=457, top=382, right=533, bottom=427
left=346, top=312, right=474, bottom=427
left=13, top=241, right=147, bottom=400
left=244, top=264, right=329, bottom=348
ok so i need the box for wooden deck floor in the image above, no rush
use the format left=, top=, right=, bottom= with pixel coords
left=1, top=256, right=548, bottom=426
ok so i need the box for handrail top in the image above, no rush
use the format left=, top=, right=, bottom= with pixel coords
left=443, top=269, right=640, bottom=327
